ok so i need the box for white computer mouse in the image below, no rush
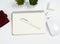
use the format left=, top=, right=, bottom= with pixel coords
left=46, top=10, right=60, bottom=36
left=47, top=20, right=59, bottom=36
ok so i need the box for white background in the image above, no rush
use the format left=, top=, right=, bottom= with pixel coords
left=0, top=0, right=60, bottom=44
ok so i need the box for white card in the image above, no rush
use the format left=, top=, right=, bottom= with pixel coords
left=12, top=11, right=47, bottom=35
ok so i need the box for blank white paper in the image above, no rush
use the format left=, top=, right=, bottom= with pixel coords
left=12, top=11, right=47, bottom=35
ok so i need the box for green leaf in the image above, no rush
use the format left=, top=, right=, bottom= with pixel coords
left=16, top=0, right=24, bottom=5
left=29, top=0, right=38, bottom=5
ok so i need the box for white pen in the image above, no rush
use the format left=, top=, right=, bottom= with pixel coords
left=20, top=18, right=40, bottom=30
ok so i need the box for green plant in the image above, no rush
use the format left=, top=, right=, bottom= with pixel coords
left=16, top=0, right=24, bottom=5
left=29, top=0, right=38, bottom=5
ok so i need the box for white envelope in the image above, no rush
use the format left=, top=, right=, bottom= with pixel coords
left=12, top=11, right=47, bottom=35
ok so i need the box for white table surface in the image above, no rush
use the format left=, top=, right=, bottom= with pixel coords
left=0, top=0, right=60, bottom=44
